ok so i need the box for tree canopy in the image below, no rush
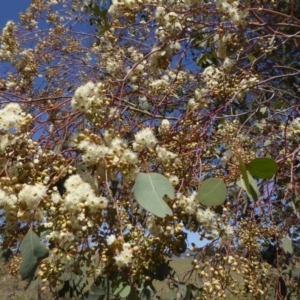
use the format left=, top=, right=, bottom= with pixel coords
left=0, top=0, right=300, bottom=299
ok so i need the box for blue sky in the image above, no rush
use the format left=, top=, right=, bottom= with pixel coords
left=0, top=0, right=208, bottom=251
left=0, top=1, right=31, bottom=28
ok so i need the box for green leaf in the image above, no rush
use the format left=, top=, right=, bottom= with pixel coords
left=166, top=290, right=177, bottom=300
left=292, top=268, right=300, bottom=278
left=267, top=289, right=276, bottom=300
left=83, top=277, right=107, bottom=300
left=178, top=282, right=187, bottom=297
left=26, top=277, right=41, bottom=291
left=112, top=282, right=131, bottom=298
left=195, top=52, right=217, bottom=69
left=196, top=178, right=227, bottom=206
left=139, top=281, right=155, bottom=300
left=133, top=173, right=174, bottom=218
left=246, top=158, right=278, bottom=179
left=237, top=172, right=259, bottom=201
left=238, top=156, right=259, bottom=201
left=59, top=271, right=72, bottom=281
left=282, top=236, right=293, bottom=254
left=20, top=228, right=49, bottom=280
left=238, top=156, right=251, bottom=196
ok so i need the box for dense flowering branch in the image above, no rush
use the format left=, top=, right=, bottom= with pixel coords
left=0, top=0, right=299, bottom=299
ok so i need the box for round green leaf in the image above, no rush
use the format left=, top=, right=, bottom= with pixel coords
left=113, top=283, right=131, bottom=298
left=246, top=158, right=278, bottom=179
left=197, top=178, right=227, bottom=206
left=133, top=173, right=174, bottom=218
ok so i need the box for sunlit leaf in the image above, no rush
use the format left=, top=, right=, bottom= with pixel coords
left=292, top=268, right=300, bottom=278
left=133, top=173, right=173, bottom=218
left=238, top=156, right=251, bottom=195
left=166, top=290, right=177, bottom=300
left=112, top=282, right=131, bottom=298
left=178, top=282, right=187, bottom=297
left=237, top=172, right=259, bottom=201
left=246, top=158, right=278, bottom=179
left=282, top=236, right=293, bottom=254
left=20, top=228, right=49, bottom=280
left=197, top=178, right=227, bottom=206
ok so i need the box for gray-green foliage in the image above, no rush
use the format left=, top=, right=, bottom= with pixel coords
left=197, top=178, right=227, bottom=206
left=238, top=157, right=278, bottom=201
left=20, top=228, right=49, bottom=280
left=246, top=158, right=278, bottom=179
left=132, top=172, right=174, bottom=218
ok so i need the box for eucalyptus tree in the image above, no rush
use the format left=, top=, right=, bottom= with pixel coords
left=0, top=0, right=299, bottom=299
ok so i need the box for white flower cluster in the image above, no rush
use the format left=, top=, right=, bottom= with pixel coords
left=71, top=81, right=108, bottom=113
left=108, top=0, right=139, bottom=19
left=159, top=119, right=171, bottom=134
left=196, top=208, right=234, bottom=240
left=217, top=120, right=239, bottom=136
left=106, top=56, right=123, bottom=76
left=127, top=46, right=144, bottom=63
left=0, top=103, right=31, bottom=131
left=146, top=217, right=164, bottom=236
left=202, top=66, right=225, bottom=91
left=196, top=208, right=216, bottom=227
left=156, top=146, right=177, bottom=162
left=63, top=174, right=108, bottom=212
left=175, top=191, right=234, bottom=240
left=196, top=208, right=221, bottom=238
left=46, top=230, right=76, bottom=243
left=168, top=175, right=179, bottom=186
left=114, top=243, right=133, bottom=268
left=287, top=117, right=300, bottom=138
left=177, top=191, right=198, bottom=215
left=202, top=65, right=258, bottom=96
left=133, top=128, right=157, bottom=151
left=77, top=134, right=139, bottom=181
left=222, top=224, right=234, bottom=241
left=0, top=189, right=18, bottom=208
left=148, top=46, right=173, bottom=71
left=0, top=133, right=33, bottom=156
left=48, top=0, right=58, bottom=6
left=222, top=57, right=235, bottom=72
left=149, top=75, right=170, bottom=94
left=188, top=87, right=209, bottom=110
left=77, top=140, right=109, bottom=165
left=0, top=20, right=19, bottom=62
left=106, top=234, right=117, bottom=246
left=155, top=7, right=182, bottom=38
left=18, top=183, right=47, bottom=210
left=216, top=0, right=248, bottom=26
left=18, top=48, right=37, bottom=76
left=214, top=33, right=237, bottom=59
left=0, top=135, right=14, bottom=154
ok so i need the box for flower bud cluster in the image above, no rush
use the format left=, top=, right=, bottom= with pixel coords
left=0, top=21, right=20, bottom=62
